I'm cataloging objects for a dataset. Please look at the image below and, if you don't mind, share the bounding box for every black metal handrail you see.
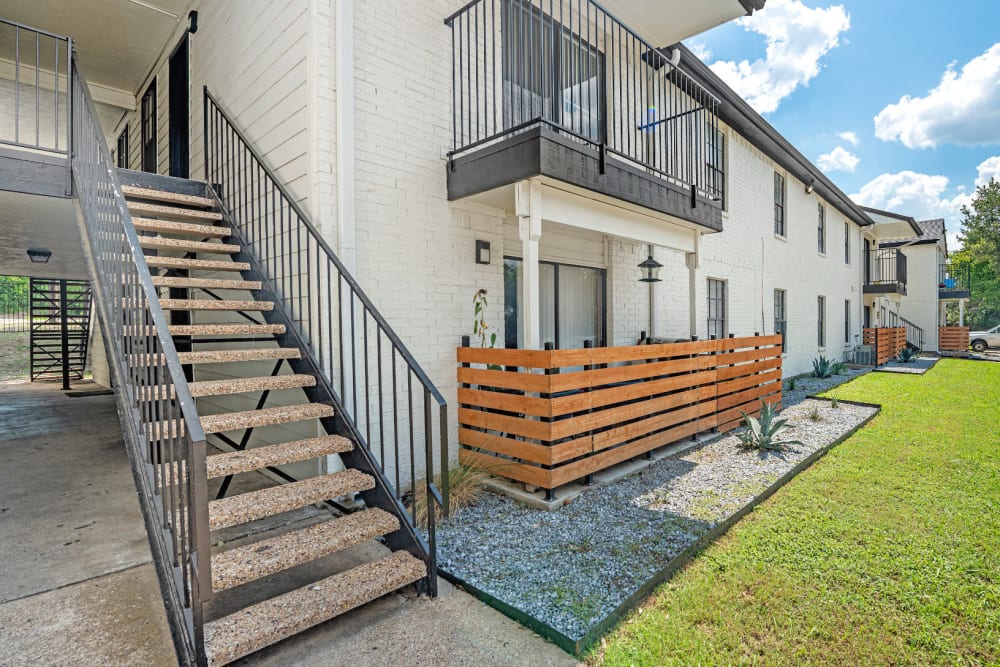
[865,247,907,290]
[445,0,723,201]
[939,262,971,294]
[900,315,923,350]
[72,56,211,665]
[203,90,449,545]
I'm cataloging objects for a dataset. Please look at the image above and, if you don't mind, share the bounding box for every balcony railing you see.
[444,0,723,201]
[864,248,907,295]
[939,262,971,298]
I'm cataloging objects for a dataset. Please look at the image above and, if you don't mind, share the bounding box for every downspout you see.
[336,0,356,272]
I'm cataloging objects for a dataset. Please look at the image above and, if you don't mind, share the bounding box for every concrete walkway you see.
[0,380,577,666]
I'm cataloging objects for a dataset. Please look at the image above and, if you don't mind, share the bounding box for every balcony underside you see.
[447,126,723,233]
[863,283,907,296]
[939,288,971,300]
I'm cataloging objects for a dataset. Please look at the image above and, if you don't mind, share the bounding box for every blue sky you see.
[686,0,1000,247]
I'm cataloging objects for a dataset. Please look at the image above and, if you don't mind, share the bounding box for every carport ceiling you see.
[0,191,87,280]
[0,0,186,94]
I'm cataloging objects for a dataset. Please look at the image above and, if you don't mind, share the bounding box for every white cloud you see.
[975,155,1000,186]
[851,171,970,248]
[817,145,859,172]
[706,0,850,114]
[838,131,859,146]
[874,43,1000,149]
[688,41,713,62]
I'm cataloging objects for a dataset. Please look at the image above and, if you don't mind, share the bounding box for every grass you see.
[0,331,29,381]
[592,359,1000,666]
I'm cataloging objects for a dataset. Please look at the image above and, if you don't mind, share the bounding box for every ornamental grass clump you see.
[736,401,804,452]
[812,355,835,378]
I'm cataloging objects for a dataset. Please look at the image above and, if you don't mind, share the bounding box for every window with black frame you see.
[707,278,727,339]
[502,2,605,143]
[774,172,786,236]
[706,126,725,206]
[817,203,826,254]
[844,299,851,344]
[818,295,826,347]
[774,288,787,349]
[116,126,129,169]
[844,221,850,264]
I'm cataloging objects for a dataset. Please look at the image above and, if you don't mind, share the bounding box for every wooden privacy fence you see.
[863,327,906,365]
[457,335,783,492]
[938,326,970,352]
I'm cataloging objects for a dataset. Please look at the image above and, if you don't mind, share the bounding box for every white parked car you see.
[970,325,1000,352]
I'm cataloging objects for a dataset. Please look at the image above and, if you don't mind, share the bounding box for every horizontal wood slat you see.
[863,327,906,365]
[938,326,970,351]
[458,335,783,490]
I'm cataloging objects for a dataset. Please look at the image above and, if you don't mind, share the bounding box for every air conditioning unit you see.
[853,345,874,366]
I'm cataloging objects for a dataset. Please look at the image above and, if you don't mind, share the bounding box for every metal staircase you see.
[69,41,448,666]
[28,278,92,385]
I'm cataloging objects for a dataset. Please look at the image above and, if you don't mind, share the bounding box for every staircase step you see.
[204,551,425,665]
[145,256,250,272]
[208,469,375,531]
[189,373,312,398]
[211,508,398,592]
[151,276,262,291]
[138,236,240,255]
[200,403,334,434]
[167,323,284,337]
[206,435,353,478]
[159,298,273,311]
[122,185,215,208]
[133,217,230,238]
[128,201,223,222]
[177,348,301,365]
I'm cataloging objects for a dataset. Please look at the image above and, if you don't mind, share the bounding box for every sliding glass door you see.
[503,258,606,349]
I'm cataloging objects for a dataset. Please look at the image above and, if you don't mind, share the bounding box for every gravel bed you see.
[876,356,939,374]
[437,398,877,640]
[781,366,869,407]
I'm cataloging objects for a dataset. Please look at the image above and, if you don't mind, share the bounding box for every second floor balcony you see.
[444,0,725,232]
[939,263,971,299]
[864,247,907,295]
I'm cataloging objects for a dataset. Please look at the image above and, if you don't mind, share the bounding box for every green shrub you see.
[812,356,835,378]
[833,361,848,375]
[736,401,804,451]
[787,378,797,391]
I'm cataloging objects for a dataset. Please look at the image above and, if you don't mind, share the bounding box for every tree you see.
[953,178,1000,329]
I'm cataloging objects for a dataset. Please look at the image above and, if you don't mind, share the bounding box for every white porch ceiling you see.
[0,191,87,280]
[600,0,753,46]
[0,0,186,97]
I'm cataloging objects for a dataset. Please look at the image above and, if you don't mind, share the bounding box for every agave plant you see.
[896,347,917,363]
[812,355,835,378]
[736,401,804,451]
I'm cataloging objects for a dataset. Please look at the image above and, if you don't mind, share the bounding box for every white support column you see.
[959,299,966,326]
[515,179,542,349]
[685,250,699,339]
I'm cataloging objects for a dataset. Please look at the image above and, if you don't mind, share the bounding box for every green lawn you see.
[593,359,1000,666]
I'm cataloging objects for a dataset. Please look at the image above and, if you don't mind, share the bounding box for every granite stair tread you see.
[208,469,375,531]
[203,550,425,666]
[132,217,230,238]
[127,200,223,222]
[210,508,399,592]
[206,434,353,478]
[121,185,215,207]
[188,373,312,397]
[159,298,273,311]
[177,348,301,365]
[144,256,250,272]
[199,402,334,434]
[151,276,262,291]
[138,236,240,254]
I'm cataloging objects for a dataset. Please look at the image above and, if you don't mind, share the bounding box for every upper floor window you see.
[116,126,129,169]
[502,2,605,143]
[706,127,726,208]
[817,295,826,348]
[817,203,826,254]
[844,221,850,264]
[774,172,786,236]
[707,278,727,340]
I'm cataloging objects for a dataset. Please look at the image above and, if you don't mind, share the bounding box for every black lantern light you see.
[27,247,52,263]
[638,254,662,283]
[475,239,491,265]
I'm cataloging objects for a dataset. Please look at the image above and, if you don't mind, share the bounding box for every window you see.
[140,80,157,173]
[774,289,787,349]
[774,172,786,236]
[844,221,850,264]
[707,279,727,339]
[817,203,826,254]
[502,2,605,143]
[880,305,887,325]
[503,258,606,349]
[817,295,826,347]
[706,127,725,207]
[844,299,851,344]
[116,126,129,169]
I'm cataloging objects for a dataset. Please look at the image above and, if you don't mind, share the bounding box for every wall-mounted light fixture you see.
[27,247,52,263]
[475,240,491,265]
[805,177,815,194]
[188,10,198,33]
[638,254,662,282]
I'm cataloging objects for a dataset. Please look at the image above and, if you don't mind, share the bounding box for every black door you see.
[168,35,190,179]
[140,81,157,173]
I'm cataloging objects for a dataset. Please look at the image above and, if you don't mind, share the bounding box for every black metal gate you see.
[29,278,93,387]
[0,276,30,333]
